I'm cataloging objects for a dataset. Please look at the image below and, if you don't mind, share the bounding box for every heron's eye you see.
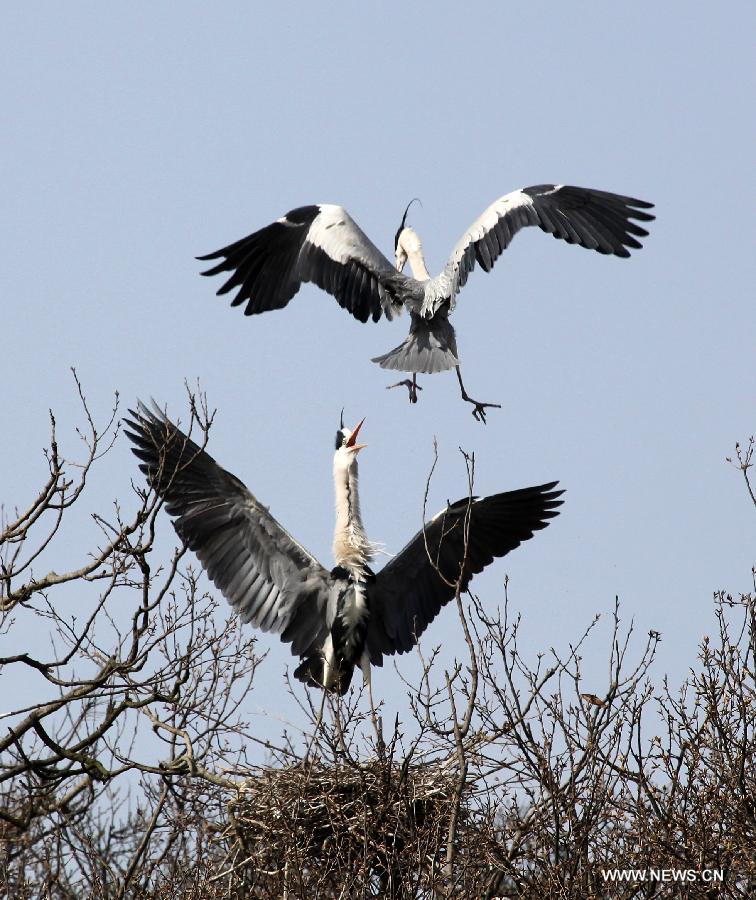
[334,430,345,450]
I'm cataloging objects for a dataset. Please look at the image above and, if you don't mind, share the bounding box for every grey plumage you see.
[198,204,405,325]
[125,402,334,662]
[440,186,654,310]
[199,185,653,375]
[125,402,564,693]
[199,186,653,420]
[371,311,459,374]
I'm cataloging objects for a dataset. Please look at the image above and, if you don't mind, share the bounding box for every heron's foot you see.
[454,367,500,423]
[461,394,501,424]
[386,378,422,404]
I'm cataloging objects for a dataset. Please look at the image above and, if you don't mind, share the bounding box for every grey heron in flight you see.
[125,404,563,697]
[199,184,654,421]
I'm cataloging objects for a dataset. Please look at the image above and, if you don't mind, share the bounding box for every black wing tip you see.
[499,481,565,516]
[533,479,565,499]
[525,183,653,202]
[197,259,230,280]
[123,402,148,431]
[123,405,165,472]
[550,186,655,255]
[566,185,655,209]
[123,400,172,443]
[449,482,565,515]
[129,397,168,421]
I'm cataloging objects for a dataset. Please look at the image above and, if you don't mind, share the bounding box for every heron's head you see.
[394,198,422,272]
[334,415,367,471]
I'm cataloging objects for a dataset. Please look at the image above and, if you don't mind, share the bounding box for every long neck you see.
[332,459,372,573]
[408,248,430,281]
[401,229,431,281]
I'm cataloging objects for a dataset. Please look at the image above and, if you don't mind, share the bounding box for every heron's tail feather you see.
[294,656,354,696]
[371,313,459,375]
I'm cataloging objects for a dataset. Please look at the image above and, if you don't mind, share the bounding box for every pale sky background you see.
[2,3,754,748]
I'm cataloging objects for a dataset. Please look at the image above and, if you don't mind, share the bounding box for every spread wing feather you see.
[199,204,405,324]
[440,185,654,305]
[367,482,564,663]
[125,402,332,658]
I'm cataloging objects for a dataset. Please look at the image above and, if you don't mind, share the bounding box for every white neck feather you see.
[399,227,431,281]
[332,456,372,573]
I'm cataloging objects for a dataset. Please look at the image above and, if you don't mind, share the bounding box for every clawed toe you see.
[455,367,500,424]
[470,401,500,423]
[465,397,501,424]
[386,377,422,404]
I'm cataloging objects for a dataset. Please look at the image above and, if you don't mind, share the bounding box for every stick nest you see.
[222,757,485,892]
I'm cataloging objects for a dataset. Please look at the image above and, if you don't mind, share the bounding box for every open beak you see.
[345,417,367,452]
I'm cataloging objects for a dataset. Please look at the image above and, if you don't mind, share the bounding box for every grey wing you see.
[440,185,655,304]
[198,204,406,324]
[367,482,564,664]
[124,402,332,659]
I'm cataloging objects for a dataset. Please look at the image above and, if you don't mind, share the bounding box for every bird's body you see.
[200,184,654,419]
[308,569,372,695]
[126,404,563,694]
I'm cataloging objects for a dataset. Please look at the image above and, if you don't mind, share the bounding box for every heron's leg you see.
[361,655,384,752]
[303,644,333,763]
[331,693,348,757]
[455,366,501,424]
[303,687,328,765]
[386,373,422,403]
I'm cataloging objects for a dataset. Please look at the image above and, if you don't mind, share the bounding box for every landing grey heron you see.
[125,404,563,696]
[199,184,654,421]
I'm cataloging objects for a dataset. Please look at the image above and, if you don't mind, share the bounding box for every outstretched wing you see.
[124,402,332,659]
[441,185,655,303]
[367,482,564,663]
[198,204,405,324]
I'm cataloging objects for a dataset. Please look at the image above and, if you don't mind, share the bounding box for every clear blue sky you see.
[2,3,754,738]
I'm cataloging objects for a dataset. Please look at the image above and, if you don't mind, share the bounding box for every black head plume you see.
[335,408,345,449]
[394,197,422,251]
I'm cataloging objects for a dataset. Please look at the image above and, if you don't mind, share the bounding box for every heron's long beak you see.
[345,417,367,452]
